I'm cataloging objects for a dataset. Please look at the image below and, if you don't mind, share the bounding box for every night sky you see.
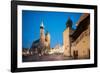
[22,10,82,49]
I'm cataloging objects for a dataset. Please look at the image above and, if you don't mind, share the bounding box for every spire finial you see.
[40,21,44,28]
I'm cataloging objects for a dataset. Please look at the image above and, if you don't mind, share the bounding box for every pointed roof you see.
[40,21,44,28]
[66,17,73,28]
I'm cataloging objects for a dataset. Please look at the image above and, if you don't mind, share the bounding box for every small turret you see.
[66,17,73,29]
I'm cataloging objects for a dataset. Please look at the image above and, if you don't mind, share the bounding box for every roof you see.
[66,17,73,28]
[76,13,90,26]
[71,13,90,42]
[33,39,40,44]
[31,39,40,49]
[40,21,44,28]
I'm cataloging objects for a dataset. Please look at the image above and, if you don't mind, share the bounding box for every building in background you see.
[63,17,74,56]
[63,13,90,59]
[31,22,51,56]
[71,13,90,59]
[23,13,90,59]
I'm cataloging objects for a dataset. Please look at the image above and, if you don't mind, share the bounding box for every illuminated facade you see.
[71,13,90,59]
[63,18,73,56]
[63,14,90,59]
[31,22,51,55]
[45,32,50,50]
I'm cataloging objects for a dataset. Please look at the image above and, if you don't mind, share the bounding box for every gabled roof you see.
[71,13,90,42]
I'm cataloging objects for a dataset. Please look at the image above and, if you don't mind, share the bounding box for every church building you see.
[31,21,51,56]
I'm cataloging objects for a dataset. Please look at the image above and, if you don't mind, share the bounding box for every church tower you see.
[40,22,45,43]
[63,17,73,56]
[45,31,50,49]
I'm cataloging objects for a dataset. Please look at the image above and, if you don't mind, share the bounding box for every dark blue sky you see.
[22,10,82,48]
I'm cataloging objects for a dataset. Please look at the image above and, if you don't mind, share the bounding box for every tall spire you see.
[40,21,44,29]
